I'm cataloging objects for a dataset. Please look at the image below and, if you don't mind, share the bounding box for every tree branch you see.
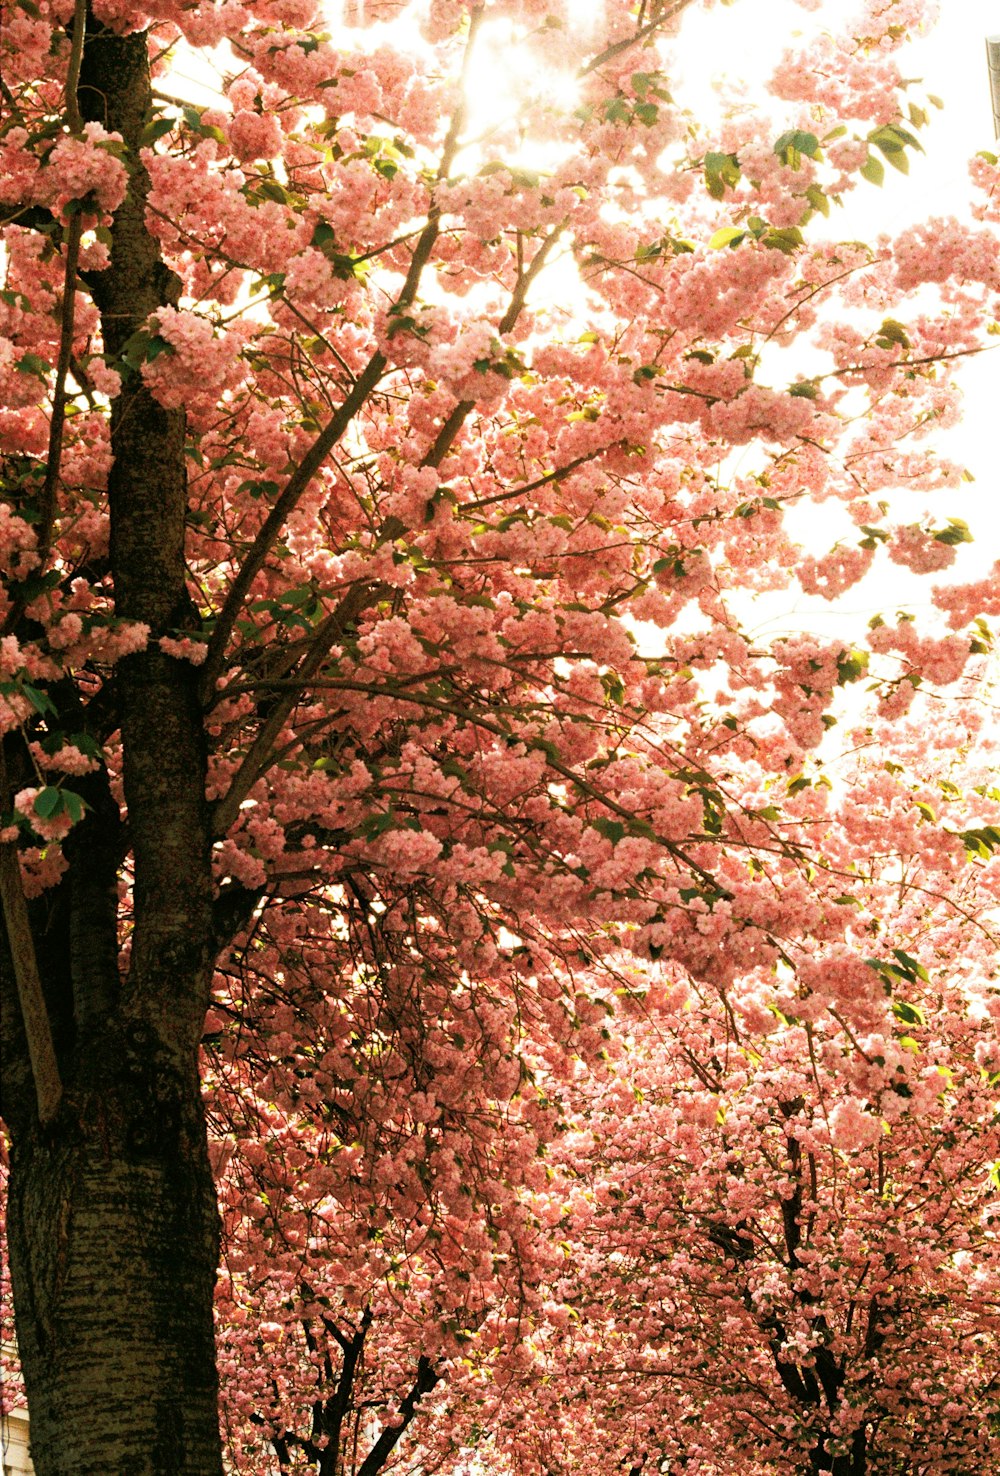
[37,212,83,559]
[578,0,696,78]
[317,1307,371,1476]
[418,223,566,474]
[198,352,389,699]
[210,580,385,837]
[0,747,62,1124]
[354,1357,438,1476]
[222,675,723,890]
[64,0,87,134]
[199,10,483,701]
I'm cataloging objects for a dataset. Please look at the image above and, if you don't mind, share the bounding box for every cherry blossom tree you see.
[1,0,998,1472]
[477,721,1000,1476]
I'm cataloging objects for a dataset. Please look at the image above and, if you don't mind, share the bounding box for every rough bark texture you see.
[5,1041,221,1475]
[0,12,223,1473]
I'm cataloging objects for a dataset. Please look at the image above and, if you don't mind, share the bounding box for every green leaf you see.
[61,789,87,824]
[181,105,227,145]
[144,335,173,364]
[773,129,820,166]
[238,478,281,501]
[836,648,869,684]
[892,948,930,983]
[15,353,50,379]
[358,811,398,840]
[20,683,56,716]
[311,221,337,249]
[762,225,804,254]
[868,124,921,174]
[703,150,741,199]
[932,517,973,547]
[120,329,173,370]
[805,182,830,217]
[592,817,626,846]
[708,226,746,250]
[33,787,62,819]
[875,318,910,349]
[956,824,1000,858]
[274,584,317,610]
[140,116,175,148]
[892,999,926,1027]
[860,153,885,186]
[253,178,293,205]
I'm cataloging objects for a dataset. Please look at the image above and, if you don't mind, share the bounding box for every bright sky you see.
[670,0,1000,644]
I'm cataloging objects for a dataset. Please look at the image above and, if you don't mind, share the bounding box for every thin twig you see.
[222,675,721,888]
[578,0,696,78]
[37,213,83,558]
[10,0,87,591]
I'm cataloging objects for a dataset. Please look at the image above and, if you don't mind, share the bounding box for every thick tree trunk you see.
[1,11,223,1472]
[5,1040,221,1475]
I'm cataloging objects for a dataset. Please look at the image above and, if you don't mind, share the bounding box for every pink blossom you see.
[227,110,284,161]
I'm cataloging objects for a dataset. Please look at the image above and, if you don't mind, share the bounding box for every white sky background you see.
[671,0,1000,644]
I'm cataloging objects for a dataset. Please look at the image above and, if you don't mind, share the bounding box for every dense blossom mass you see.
[1,0,999,1472]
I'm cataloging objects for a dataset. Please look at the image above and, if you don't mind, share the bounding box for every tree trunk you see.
[1,10,223,1472]
[5,1039,221,1475]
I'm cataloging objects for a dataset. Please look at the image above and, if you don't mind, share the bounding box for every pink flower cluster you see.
[798,542,875,600]
[141,306,247,413]
[888,523,956,574]
[868,620,970,688]
[45,124,128,220]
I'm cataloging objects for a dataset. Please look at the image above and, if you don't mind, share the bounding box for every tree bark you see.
[5,1040,221,1475]
[1,11,223,1472]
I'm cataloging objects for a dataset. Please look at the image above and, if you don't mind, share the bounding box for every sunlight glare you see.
[458,14,587,173]
[671,0,811,124]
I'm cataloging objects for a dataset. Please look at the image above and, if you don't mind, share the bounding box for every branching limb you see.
[355,1357,438,1476]
[199,10,483,700]
[416,221,567,476]
[210,581,386,837]
[198,354,389,698]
